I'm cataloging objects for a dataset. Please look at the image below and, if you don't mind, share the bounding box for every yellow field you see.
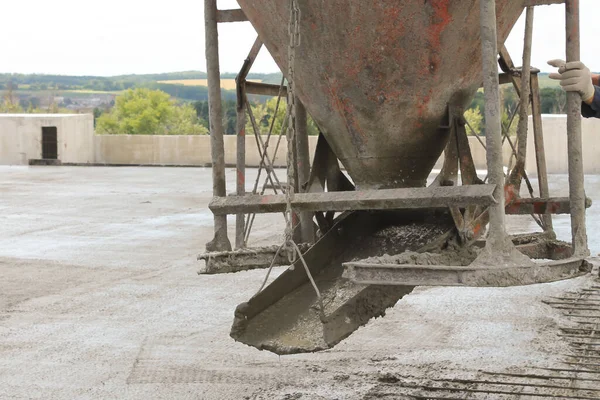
[157,79,262,90]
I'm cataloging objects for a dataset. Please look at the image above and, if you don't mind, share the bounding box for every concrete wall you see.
[0,114,94,165]
[94,134,316,167]
[526,115,600,175]
[93,115,600,175]
[2,113,600,175]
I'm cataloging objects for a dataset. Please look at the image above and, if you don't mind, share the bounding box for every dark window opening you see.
[42,127,58,160]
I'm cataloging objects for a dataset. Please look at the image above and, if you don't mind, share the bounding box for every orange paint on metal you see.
[428,0,452,52]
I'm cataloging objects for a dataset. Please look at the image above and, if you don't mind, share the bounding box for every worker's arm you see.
[548,59,600,118]
[581,86,600,118]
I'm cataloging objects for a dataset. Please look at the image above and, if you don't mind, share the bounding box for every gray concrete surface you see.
[0,166,598,399]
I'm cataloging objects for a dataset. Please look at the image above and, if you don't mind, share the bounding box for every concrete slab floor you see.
[0,166,598,399]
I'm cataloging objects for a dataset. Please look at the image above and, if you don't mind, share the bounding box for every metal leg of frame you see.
[530,73,554,233]
[205,0,231,252]
[480,0,508,250]
[295,99,315,243]
[235,90,246,249]
[565,0,588,256]
[515,7,533,174]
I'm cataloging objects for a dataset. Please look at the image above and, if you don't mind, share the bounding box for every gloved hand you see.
[548,59,595,103]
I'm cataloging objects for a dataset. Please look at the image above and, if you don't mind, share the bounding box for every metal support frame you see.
[500,10,552,233]
[294,99,315,243]
[479,0,510,252]
[204,0,231,252]
[210,185,498,215]
[514,7,534,182]
[206,4,317,250]
[202,1,590,276]
[531,73,554,232]
[235,82,247,249]
[234,37,263,249]
[565,0,589,256]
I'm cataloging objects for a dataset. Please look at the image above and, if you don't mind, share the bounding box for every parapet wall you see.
[93,115,600,175]
[2,114,599,175]
[93,134,308,167]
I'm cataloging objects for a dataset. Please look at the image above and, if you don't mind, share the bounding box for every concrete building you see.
[0,114,95,165]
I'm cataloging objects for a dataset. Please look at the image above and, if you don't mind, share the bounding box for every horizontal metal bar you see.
[216,9,247,23]
[343,258,590,287]
[525,0,565,5]
[210,185,498,215]
[245,81,288,97]
[506,197,592,215]
[198,244,310,274]
[498,73,512,85]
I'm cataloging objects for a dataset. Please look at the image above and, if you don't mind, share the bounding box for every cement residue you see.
[361,223,451,256]
[234,266,364,354]
[360,247,479,267]
[233,261,414,355]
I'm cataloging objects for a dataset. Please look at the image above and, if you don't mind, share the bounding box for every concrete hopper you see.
[237,1,525,188]
[199,1,592,355]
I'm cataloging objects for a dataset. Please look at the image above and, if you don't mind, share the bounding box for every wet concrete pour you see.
[1,166,599,399]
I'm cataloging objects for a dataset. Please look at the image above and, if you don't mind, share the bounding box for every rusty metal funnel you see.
[237,1,524,188]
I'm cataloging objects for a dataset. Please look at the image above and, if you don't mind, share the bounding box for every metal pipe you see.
[480,0,508,248]
[235,89,246,249]
[516,7,534,166]
[565,0,588,256]
[295,99,315,243]
[233,37,262,249]
[205,0,231,251]
[530,73,554,232]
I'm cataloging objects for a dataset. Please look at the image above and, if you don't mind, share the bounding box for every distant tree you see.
[0,83,23,113]
[193,100,235,132]
[501,86,518,116]
[501,107,519,136]
[246,97,319,136]
[223,100,237,135]
[464,107,483,135]
[95,88,208,135]
[540,87,566,114]
[28,97,41,109]
[469,90,485,112]
[193,100,209,125]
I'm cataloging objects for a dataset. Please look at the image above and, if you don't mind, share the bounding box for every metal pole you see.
[295,98,315,243]
[480,0,508,250]
[234,37,262,249]
[565,0,588,256]
[235,90,246,249]
[530,73,554,233]
[515,7,534,167]
[205,0,231,252]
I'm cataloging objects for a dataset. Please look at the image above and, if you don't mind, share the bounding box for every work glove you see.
[548,59,595,102]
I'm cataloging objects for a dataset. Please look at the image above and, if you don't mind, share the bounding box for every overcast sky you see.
[1,0,598,76]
